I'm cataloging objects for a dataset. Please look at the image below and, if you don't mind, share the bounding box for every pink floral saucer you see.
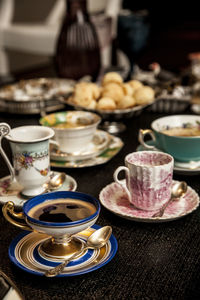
[99,180,199,222]
[0,171,77,208]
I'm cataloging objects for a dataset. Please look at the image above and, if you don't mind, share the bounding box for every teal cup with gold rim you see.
[139,115,200,162]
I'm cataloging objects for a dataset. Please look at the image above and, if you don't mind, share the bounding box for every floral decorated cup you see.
[0,123,54,197]
[139,115,200,162]
[39,111,101,153]
[2,191,101,259]
[113,151,174,211]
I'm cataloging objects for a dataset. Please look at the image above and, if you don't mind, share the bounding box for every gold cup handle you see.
[138,129,157,149]
[2,201,32,231]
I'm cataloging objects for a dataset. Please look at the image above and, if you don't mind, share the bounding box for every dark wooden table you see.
[0,98,200,300]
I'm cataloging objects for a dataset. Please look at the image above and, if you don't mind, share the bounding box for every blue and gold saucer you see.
[8,225,118,277]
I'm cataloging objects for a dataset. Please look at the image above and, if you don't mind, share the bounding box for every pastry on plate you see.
[134,86,155,105]
[102,83,124,104]
[117,95,136,109]
[102,72,123,86]
[96,97,117,110]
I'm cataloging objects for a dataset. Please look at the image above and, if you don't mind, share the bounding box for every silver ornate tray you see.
[0,78,75,115]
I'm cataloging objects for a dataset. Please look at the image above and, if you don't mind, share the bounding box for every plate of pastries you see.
[65,72,156,120]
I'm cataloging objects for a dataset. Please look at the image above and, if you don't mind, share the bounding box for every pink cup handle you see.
[113,166,131,201]
[138,129,157,150]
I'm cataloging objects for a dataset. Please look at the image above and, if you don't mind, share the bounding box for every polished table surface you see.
[1,104,200,300]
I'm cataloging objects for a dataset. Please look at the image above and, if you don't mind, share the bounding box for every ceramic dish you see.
[99,180,199,223]
[137,141,200,175]
[0,171,77,208]
[50,130,111,161]
[0,78,75,114]
[8,225,118,277]
[50,135,124,168]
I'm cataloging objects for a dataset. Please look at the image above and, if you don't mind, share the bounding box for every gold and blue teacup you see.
[2,191,100,259]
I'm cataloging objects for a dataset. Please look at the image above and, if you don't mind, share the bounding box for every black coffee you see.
[28,198,97,223]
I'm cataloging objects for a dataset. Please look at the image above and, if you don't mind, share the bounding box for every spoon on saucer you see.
[44,225,112,277]
[152,181,187,218]
[44,172,66,192]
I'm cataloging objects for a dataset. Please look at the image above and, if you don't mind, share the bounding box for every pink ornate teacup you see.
[113,151,174,211]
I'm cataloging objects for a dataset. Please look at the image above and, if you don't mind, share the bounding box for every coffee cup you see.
[139,115,200,162]
[2,191,100,259]
[39,111,101,153]
[0,123,54,197]
[113,151,174,211]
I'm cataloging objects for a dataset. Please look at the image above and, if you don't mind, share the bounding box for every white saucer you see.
[175,160,200,169]
[0,171,77,208]
[137,141,200,175]
[99,180,199,223]
[50,130,111,162]
[50,135,124,168]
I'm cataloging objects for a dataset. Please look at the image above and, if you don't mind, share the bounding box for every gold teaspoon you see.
[44,172,66,192]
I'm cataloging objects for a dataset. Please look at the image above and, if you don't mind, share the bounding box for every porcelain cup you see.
[113,151,174,211]
[0,123,54,197]
[40,111,101,153]
[2,191,100,259]
[139,115,200,162]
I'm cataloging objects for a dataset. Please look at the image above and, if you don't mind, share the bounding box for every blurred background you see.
[0,0,200,81]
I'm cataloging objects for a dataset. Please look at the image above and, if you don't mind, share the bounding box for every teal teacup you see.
[139,115,200,162]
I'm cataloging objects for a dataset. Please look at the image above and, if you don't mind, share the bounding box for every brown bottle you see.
[55,0,101,81]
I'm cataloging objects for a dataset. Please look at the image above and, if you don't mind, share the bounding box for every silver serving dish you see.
[0,78,75,115]
[148,86,191,113]
[65,99,155,133]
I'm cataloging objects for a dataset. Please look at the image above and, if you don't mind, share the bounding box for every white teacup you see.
[0,123,54,197]
[113,151,174,211]
[39,111,101,153]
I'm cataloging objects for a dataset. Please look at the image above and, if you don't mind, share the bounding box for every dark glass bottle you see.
[55,0,101,81]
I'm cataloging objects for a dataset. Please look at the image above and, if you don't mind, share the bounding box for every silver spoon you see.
[44,172,66,192]
[44,225,112,277]
[152,181,187,218]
